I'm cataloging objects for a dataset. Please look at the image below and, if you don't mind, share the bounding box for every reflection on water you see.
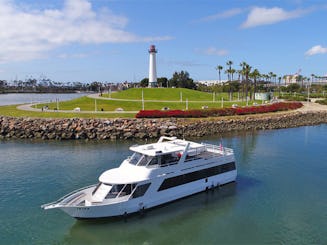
[65,183,237,245]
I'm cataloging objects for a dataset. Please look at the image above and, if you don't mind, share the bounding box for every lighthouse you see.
[148,45,157,88]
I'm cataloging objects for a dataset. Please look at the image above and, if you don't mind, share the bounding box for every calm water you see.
[0,126,326,245]
[0,93,88,106]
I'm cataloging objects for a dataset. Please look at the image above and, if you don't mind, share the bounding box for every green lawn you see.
[0,88,261,119]
[103,88,240,101]
[0,105,135,118]
[36,96,255,111]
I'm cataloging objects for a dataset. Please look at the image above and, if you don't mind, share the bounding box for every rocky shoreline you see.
[1,111,327,140]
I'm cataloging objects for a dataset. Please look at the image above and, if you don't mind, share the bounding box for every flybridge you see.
[129,137,205,156]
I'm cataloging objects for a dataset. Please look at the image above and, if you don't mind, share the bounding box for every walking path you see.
[16,103,138,114]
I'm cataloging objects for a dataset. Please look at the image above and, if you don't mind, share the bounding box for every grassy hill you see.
[103,88,234,101]
[6,88,259,118]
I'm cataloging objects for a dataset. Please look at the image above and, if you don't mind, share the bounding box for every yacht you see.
[41,136,237,219]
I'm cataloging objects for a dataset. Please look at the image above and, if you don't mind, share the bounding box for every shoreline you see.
[1,109,327,140]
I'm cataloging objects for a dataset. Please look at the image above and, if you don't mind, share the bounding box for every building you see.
[197,80,227,86]
[283,74,298,85]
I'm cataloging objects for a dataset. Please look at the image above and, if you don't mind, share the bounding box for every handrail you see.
[41,184,97,208]
[201,143,234,155]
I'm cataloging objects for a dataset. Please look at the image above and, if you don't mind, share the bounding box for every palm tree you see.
[239,62,248,101]
[311,74,315,84]
[226,60,233,81]
[241,62,252,104]
[215,65,223,83]
[283,75,288,86]
[250,69,260,100]
[230,69,236,81]
[278,76,282,97]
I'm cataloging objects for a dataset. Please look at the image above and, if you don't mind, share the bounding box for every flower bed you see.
[135,102,303,118]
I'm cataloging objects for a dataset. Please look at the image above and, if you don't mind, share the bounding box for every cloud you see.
[241,7,308,28]
[199,8,243,22]
[196,47,228,56]
[305,45,327,56]
[58,53,88,59]
[161,59,206,67]
[0,0,172,63]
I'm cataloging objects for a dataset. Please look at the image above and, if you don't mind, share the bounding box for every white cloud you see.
[197,47,228,56]
[305,45,327,56]
[199,8,243,22]
[58,53,88,59]
[0,0,172,63]
[241,7,307,28]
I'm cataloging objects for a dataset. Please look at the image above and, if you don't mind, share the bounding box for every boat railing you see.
[41,184,96,208]
[201,143,234,156]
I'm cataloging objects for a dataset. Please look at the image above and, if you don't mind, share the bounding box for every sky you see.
[0,0,327,83]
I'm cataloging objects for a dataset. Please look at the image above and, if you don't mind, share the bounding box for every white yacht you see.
[42,137,237,219]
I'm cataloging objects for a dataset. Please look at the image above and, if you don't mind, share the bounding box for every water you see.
[0,126,326,245]
[0,93,88,106]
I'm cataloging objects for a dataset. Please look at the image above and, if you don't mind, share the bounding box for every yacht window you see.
[118,184,136,197]
[158,162,236,191]
[132,183,151,198]
[130,152,142,165]
[105,184,124,199]
[137,155,152,166]
[92,182,111,195]
[161,154,178,166]
[147,156,159,167]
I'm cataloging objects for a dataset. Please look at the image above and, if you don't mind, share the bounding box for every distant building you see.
[283,74,298,85]
[284,74,327,86]
[312,76,327,85]
[197,80,227,86]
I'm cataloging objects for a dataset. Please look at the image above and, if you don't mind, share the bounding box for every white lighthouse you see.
[148,45,157,88]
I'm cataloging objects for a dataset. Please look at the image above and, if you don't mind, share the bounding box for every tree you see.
[287,83,300,93]
[250,69,260,100]
[169,71,196,89]
[230,69,236,81]
[240,62,252,102]
[215,65,223,82]
[278,76,282,97]
[89,81,102,92]
[157,77,168,87]
[0,80,7,88]
[226,60,233,81]
[139,78,149,87]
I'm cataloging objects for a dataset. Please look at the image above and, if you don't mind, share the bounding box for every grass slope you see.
[36,96,244,112]
[0,105,135,118]
[0,88,258,118]
[103,88,236,101]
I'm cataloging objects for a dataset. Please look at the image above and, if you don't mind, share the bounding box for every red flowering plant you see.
[135,102,303,118]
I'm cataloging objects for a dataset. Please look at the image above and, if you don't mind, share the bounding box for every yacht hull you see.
[59,170,237,219]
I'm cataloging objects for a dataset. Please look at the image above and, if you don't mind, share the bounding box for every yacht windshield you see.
[137,155,153,166]
[130,152,142,165]
[129,152,153,166]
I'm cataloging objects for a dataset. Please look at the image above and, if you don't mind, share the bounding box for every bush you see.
[316,99,327,105]
[135,102,303,118]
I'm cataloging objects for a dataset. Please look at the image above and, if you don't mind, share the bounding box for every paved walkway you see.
[297,101,327,112]
[16,103,138,114]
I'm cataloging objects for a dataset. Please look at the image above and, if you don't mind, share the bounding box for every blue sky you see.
[0,0,326,83]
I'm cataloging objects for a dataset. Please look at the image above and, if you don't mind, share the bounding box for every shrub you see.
[135,102,303,118]
[316,99,327,105]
